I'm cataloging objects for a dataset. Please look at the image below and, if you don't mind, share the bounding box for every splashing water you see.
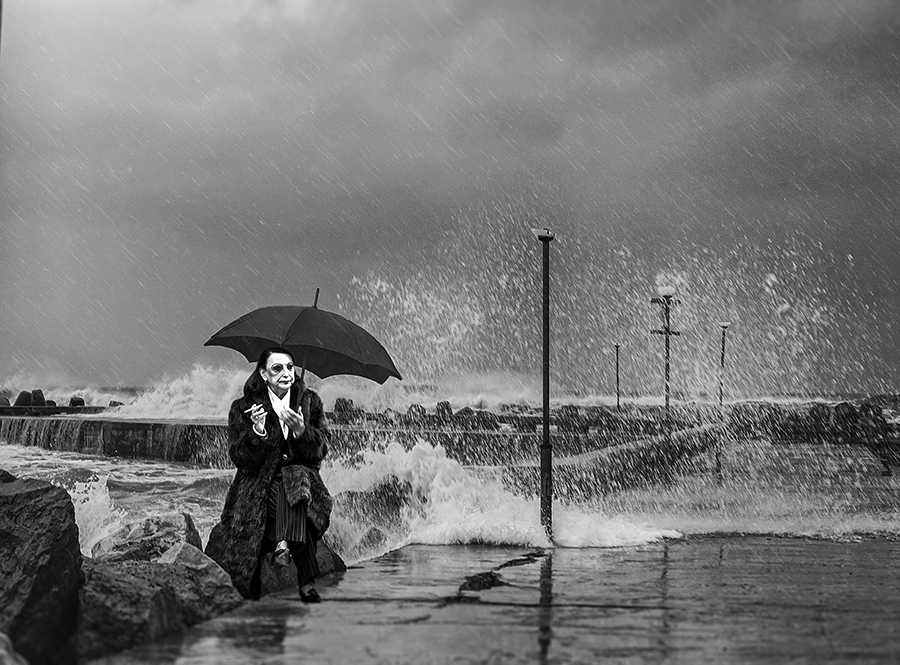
[108,364,247,421]
[3,405,898,571]
[335,201,894,399]
[66,474,127,556]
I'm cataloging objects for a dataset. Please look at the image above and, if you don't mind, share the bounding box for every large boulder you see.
[74,546,243,661]
[0,633,29,665]
[91,512,202,562]
[0,470,84,665]
[155,543,244,621]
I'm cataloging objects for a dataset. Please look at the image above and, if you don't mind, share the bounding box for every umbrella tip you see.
[314,287,320,308]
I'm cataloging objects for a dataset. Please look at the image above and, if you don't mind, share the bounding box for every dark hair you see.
[242,347,298,398]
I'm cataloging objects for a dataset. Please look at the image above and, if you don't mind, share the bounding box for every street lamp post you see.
[718,322,731,414]
[651,285,680,423]
[715,321,731,483]
[532,227,555,543]
[614,343,621,411]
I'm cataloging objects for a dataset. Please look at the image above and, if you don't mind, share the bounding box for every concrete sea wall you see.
[1,399,896,492]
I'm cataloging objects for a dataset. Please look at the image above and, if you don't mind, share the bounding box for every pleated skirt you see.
[267,477,307,543]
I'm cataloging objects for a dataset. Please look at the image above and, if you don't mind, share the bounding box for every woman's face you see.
[259,352,295,397]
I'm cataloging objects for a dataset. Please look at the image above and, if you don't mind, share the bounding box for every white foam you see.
[62,474,127,557]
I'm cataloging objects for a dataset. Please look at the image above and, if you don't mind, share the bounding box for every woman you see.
[215,347,331,603]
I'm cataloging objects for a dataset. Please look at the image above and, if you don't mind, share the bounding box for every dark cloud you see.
[1,0,898,394]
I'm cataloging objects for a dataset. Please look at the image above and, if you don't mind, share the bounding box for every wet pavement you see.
[89,536,900,664]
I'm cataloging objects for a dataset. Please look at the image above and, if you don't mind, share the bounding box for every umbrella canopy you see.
[204,304,402,384]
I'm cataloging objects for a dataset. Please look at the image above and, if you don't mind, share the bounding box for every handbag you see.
[282,464,311,507]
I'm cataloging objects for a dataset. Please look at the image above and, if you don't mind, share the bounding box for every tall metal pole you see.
[651,286,680,426]
[614,343,621,411]
[532,227,555,543]
[664,298,671,413]
[718,323,730,412]
[716,322,731,483]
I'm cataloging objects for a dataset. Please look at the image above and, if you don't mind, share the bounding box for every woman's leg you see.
[288,519,320,591]
[249,536,276,599]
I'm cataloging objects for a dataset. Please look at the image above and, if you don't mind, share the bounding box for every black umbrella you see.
[204,290,402,384]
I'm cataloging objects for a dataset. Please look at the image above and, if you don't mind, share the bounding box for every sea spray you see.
[0,368,141,408]
[598,438,900,538]
[108,364,246,421]
[44,469,127,557]
[323,438,682,559]
[67,474,127,556]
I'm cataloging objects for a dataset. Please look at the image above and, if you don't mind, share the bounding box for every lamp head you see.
[531,227,555,242]
[656,284,676,298]
[718,321,732,330]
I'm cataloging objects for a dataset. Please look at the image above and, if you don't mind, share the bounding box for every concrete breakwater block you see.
[0,388,122,416]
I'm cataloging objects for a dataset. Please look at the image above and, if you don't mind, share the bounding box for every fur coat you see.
[213,381,330,599]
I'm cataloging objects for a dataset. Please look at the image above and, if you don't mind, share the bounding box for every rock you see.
[0,470,84,665]
[203,521,226,567]
[453,406,500,430]
[332,397,362,424]
[333,476,413,533]
[406,404,426,419]
[108,400,124,408]
[328,477,412,562]
[858,403,889,436]
[556,405,589,434]
[74,559,180,659]
[316,540,348,576]
[357,526,388,552]
[435,401,453,422]
[68,396,85,408]
[12,391,31,407]
[74,552,240,661]
[30,390,46,407]
[258,540,348,596]
[832,402,859,441]
[45,400,57,407]
[0,633,29,665]
[205,524,346,597]
[0,397,10,407]
[155,543,244,619]
[92,513,203,562]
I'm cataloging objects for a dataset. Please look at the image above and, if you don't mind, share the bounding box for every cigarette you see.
[243,406,257,413]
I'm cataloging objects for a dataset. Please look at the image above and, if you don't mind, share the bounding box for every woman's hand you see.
[244,404,267,437]
[281,407,306,438]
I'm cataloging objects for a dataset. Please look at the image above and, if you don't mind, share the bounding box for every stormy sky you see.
[1,0,898,398]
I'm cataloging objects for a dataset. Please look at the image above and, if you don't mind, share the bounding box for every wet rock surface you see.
[204,523,347,597]
[0,470,83,665]
[91,512,203,562]
[75,546,244,661]
[0,633,29,665]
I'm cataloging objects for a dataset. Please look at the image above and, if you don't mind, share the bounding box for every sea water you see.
[2,414,897,565]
